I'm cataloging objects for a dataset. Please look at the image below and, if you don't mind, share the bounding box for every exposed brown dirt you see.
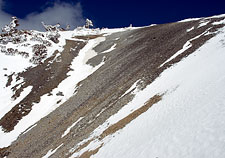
[100,94,162,140]
[79,144,103,158]
[73,139,94,154]
[0,147,10,158]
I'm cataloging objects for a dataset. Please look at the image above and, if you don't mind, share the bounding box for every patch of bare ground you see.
[0,147,10,158]
[5,72,14,87]
[99,94,162,140]
[73,139,94,153]
[0,40,86,132]
[79,144,103,158]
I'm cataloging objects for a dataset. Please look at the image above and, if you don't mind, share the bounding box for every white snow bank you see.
[213,18,225,25]
[42,143,63,158]
[178,17,200,23]
[179,13,225,23]
[160,40,192,67]
[198,20,209,28]
[186,26,194,32]
[61,117,83,138]
[101,43,117,54]
[205,14,225,19]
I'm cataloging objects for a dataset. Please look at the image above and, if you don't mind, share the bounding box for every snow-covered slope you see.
[0,14,225,158]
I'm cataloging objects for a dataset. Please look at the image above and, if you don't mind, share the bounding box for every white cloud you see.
[0,0,11,28]
[0,0,85,31]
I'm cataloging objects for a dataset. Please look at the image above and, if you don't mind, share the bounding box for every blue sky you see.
[0,0,225,30]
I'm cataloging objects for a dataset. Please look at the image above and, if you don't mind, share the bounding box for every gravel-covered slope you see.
[1,15,225,158]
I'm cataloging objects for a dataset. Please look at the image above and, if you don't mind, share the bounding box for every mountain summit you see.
[1,14,225,158]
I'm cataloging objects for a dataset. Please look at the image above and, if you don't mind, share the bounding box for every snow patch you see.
[42,143,63,158]
[186,26,194,32]
[160,41,192,67]
[119,79,141,99]
[198,20,210,28]
[101,43,117,54]
[61,117,83,138]
[178,17,200,23]
[205,14,225,19]
[22,124,37,135]
[213,19,225,25]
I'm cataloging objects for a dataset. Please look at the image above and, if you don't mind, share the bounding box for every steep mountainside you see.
[0,14,225,158]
